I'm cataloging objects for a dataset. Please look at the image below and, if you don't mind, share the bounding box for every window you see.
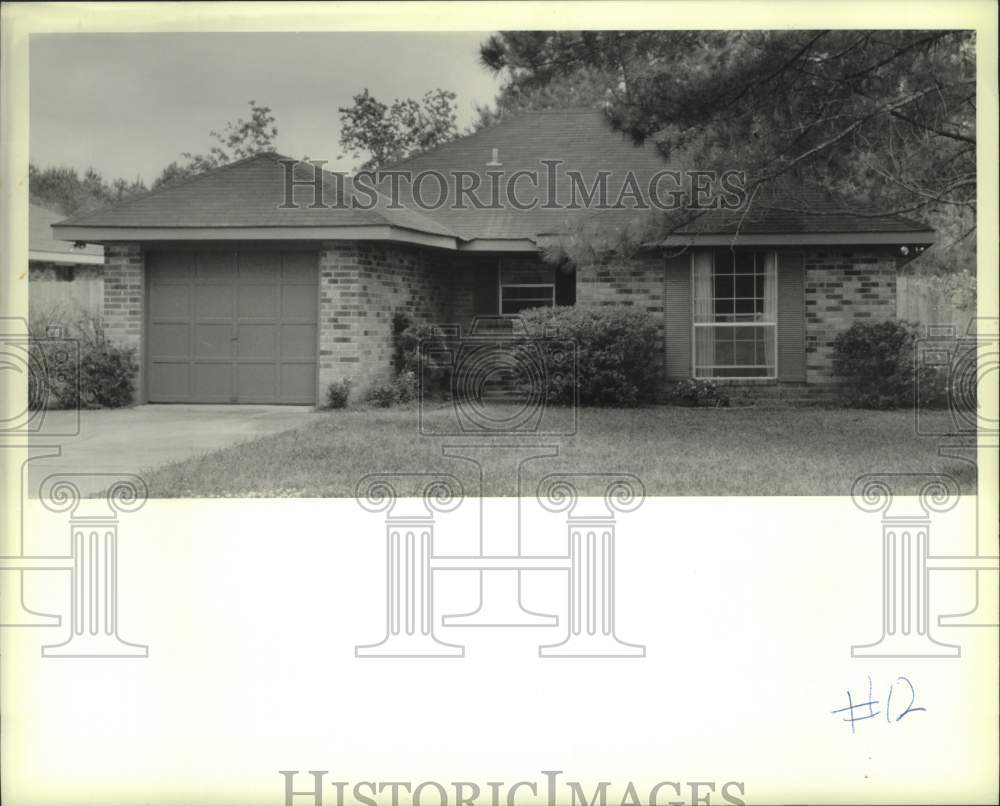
[693,250,777,379]
[499,257,555,315]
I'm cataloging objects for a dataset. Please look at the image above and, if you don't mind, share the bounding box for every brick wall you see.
[803,247,898,386]
[575,253,666,348]
[575,255,665,314]
[94,240,901,408]
[318,241,459,400]
[576,247,899,398]
[102,244,145,398]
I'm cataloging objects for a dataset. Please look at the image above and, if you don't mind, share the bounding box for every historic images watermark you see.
[353,317,646,658]
[0,316,80,438]
[850,317,999,658]
[278,770,748,806]
[0,316,149,658]
[278,158,748,213]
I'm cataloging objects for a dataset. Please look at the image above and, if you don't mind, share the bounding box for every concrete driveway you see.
[27,404,319,495]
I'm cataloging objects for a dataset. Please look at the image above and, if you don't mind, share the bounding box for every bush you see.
[396,319,452,400]
[367,381,399,408]
[80,346,137,408]
[520,305,663,406]
[665,378,731,407]
[27,310,137,409]
[325,379,352,409]
[832,320,947,410]
[394,370,418,403]
[366,371,419,408]
[27,340,77,410]
[391,310,413,374]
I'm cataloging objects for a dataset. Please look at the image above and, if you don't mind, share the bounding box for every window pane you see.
[711,366,771,378]
[713,250,735,273]
[714,298,735,318]
[734,275,755,297]
[500,263,554,285]
[733,339,755,365]
[714,275,734,298]
[503,286,551,301]
[734,252,756,274]
[500,255,555,317]
[693,323,776,378]
[502,298,551,315]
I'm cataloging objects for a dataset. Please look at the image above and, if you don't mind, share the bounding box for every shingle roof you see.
[57,152,457,238]
[55,109,932,246]
[385,108,676,240]
[386,109,930,239]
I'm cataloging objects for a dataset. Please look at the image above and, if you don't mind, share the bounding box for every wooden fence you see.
[896,274,976,336]
[29,274,103,319]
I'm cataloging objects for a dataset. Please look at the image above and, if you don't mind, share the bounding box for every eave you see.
[649,231,936,247]
[29,249,104,265]
[52,224,459,251]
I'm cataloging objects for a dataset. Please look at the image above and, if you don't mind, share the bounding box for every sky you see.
[29,32,503,184]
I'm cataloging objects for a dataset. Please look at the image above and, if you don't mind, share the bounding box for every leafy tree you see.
[338,88,459,170]
[31,100,279,213]
[29,165,147,216]
[152,100,278,189]
[479,31,976,267]
[471,64,612,130]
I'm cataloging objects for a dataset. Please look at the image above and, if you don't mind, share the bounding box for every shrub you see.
[394,369,418,403]
[325,379,352,409]
[375,311,450,407]
[391,310,413,375]
[519,305,663,406]
[665,378,731,407]
[832,320,948,410]
[27,310,137,409]
[80,346,137,408]
[396,320,452,400]
[365,371,419,408]
[27,340,78,410]
[367,381,399,408]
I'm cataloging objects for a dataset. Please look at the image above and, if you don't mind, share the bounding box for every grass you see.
[142,404,977,498]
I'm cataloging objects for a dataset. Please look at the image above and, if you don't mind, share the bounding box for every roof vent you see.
[486,147,502,167]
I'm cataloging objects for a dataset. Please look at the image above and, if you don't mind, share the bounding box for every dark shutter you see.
[554,265,576,306]
[473,257,499,316]
[664,253,692,380]
[777,251,806,381]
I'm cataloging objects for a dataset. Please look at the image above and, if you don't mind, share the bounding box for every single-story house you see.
[52,109,934,405]
[30,203,105,318]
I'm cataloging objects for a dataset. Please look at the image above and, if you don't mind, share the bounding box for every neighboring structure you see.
[29,203,105,318]
[52,109,934,405]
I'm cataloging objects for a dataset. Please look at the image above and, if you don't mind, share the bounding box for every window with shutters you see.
[499,257,555,315]
[692,250,777,379]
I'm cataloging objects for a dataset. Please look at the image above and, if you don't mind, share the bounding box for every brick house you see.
[51,109,933,405]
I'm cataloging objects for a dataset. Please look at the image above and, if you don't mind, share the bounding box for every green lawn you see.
[142,405,977,498]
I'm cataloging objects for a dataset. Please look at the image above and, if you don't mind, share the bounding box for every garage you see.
[146,249,318,404]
